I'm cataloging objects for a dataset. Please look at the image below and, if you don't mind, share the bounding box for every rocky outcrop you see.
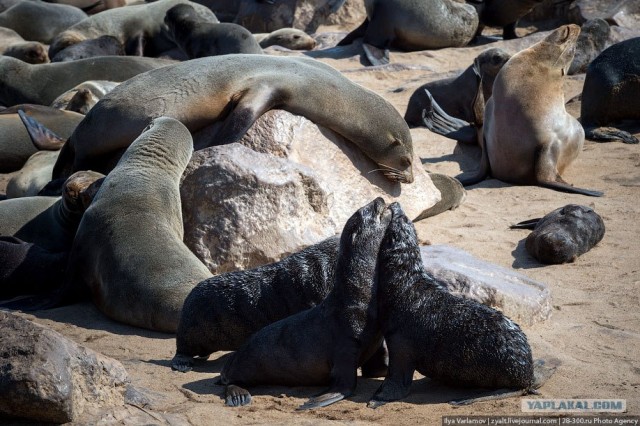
[181,110,440,274]
[0,312,129,423]
[421,245,552,326]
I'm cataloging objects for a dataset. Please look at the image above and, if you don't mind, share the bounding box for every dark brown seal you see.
[368,202,553,407]
[51,35,125,62]
[512,204,605,265]
[472,0,543,40]
[580,37,640,145]
[220,198,391,409]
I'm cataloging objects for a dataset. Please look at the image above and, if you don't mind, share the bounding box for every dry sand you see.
[1,27,639,425]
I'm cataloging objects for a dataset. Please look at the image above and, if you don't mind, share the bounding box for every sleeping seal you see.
[368,202,553,407]
[254,28,316,50]
[220,198,391,409]
[512,204,605,265]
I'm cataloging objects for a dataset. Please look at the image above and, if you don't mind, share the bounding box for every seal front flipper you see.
[584,126,639,144]
[18,110,67,151]
[298,349,358,410]
[362,43,389,66]
[225,384,252,407]
[367,359,414,409]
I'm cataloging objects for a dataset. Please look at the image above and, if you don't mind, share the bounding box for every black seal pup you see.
[165,4,263,58]
[580,37,640,145]
[171,236,339,372]
[220,198,391,409]
[368,202,552,407]
[511,204,605,265]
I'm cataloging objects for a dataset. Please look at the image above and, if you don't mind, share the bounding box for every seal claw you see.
[225,385,252,407]
[297,392,346,410]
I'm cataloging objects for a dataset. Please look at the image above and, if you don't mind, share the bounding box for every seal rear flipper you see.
[362,43,389,66]
[449,388,527,406]
[421,90,478,145]
[171,353,195,372]
[584,126,639,144]
[297,392,346,410]
[337,19,369,46]
[538,180,604,197]
[455,139,490,186]
[510,218,542,229]
[18,110,66,151]
[225,384,252,407]
[367,353,415,409]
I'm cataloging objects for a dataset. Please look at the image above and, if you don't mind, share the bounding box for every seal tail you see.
[538,180,603,197]
[17,110,66,151]
[584,126,639,144]
[421,89,478,144]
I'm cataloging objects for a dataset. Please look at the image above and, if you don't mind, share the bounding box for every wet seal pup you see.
[472,0,543,40]
[51,80,119,115]
[0,1,87,44]
[404,47,511,139]
[40,55,413,184]
[427,25,603,196]
[0,27,49,64]
[48,0,218,58]
[172,236,339,372]
[511,204,605,265]
[580,37,640,145]
[0,236,67,301]
[51,35,125,63]
[0,170,104,253]
[337,0,478,65]
[165,4,262,58]
[254,28,316,50]
[220,198,391,409]
[0,105,83,173]
[0,56,173,106]
[61,117,212,332]
[568,19,610,75]
[368,202,556,408]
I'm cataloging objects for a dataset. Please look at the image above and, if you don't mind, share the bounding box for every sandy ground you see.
[2,27,640,425]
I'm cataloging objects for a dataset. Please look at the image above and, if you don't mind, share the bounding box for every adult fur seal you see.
[51,35,125,62]
[48,0,218,58]
[404,47,511,138]
[61,117,212,332]
[0,1,87,44]
[0,105,83,172]
[368,202,553,407]
[580,37,640,145]
[428,25,603,197]
[254,28,316,50]
[472,0,543,40]
[337,0,478,65]
[165,4,262,58]
[172,236,339,372]
[220,198,391,409]
[0,27,49,64]
[44,55,413,184]
[0,170,104,253]
[0,236,67,300]
[511,204,605,265]
[0,56,173,106]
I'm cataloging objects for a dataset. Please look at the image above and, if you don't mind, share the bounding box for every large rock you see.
[568,0,640,29]
[181,110,439,274]
[420,245,552,326]
[0,312,129,423]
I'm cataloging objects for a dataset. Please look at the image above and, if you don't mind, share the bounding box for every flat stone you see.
[421,245,552,326]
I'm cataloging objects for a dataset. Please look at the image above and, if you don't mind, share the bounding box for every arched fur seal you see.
[46,55,413,184]
[61,117,212,332]
[512,204,605,265]
[172,236,339,372]
[220,198,390,409]
[0,0,87,44]
[568,19,610,75]
[0,170,104,253]
[254,28,316,50]
[580,37,640,145]
[0,105,83,172]
[50,80,119,114]
[48,0,218,58]
[472,0,543,40]
[51,35,125,63]
[6,150,59,198]
[0,27,49,64]
[165,4,262,58]
[0,236,67,301]
[439,25,604,197]
[404,47,511,139]
[368,202,553,407]
[337,0,478,65]
[0,56,173,106]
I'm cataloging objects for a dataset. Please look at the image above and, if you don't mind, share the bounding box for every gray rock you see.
[568,0,640,29]
[181,110,440,274]
[0,312,129,423]
[421,245,552,326]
